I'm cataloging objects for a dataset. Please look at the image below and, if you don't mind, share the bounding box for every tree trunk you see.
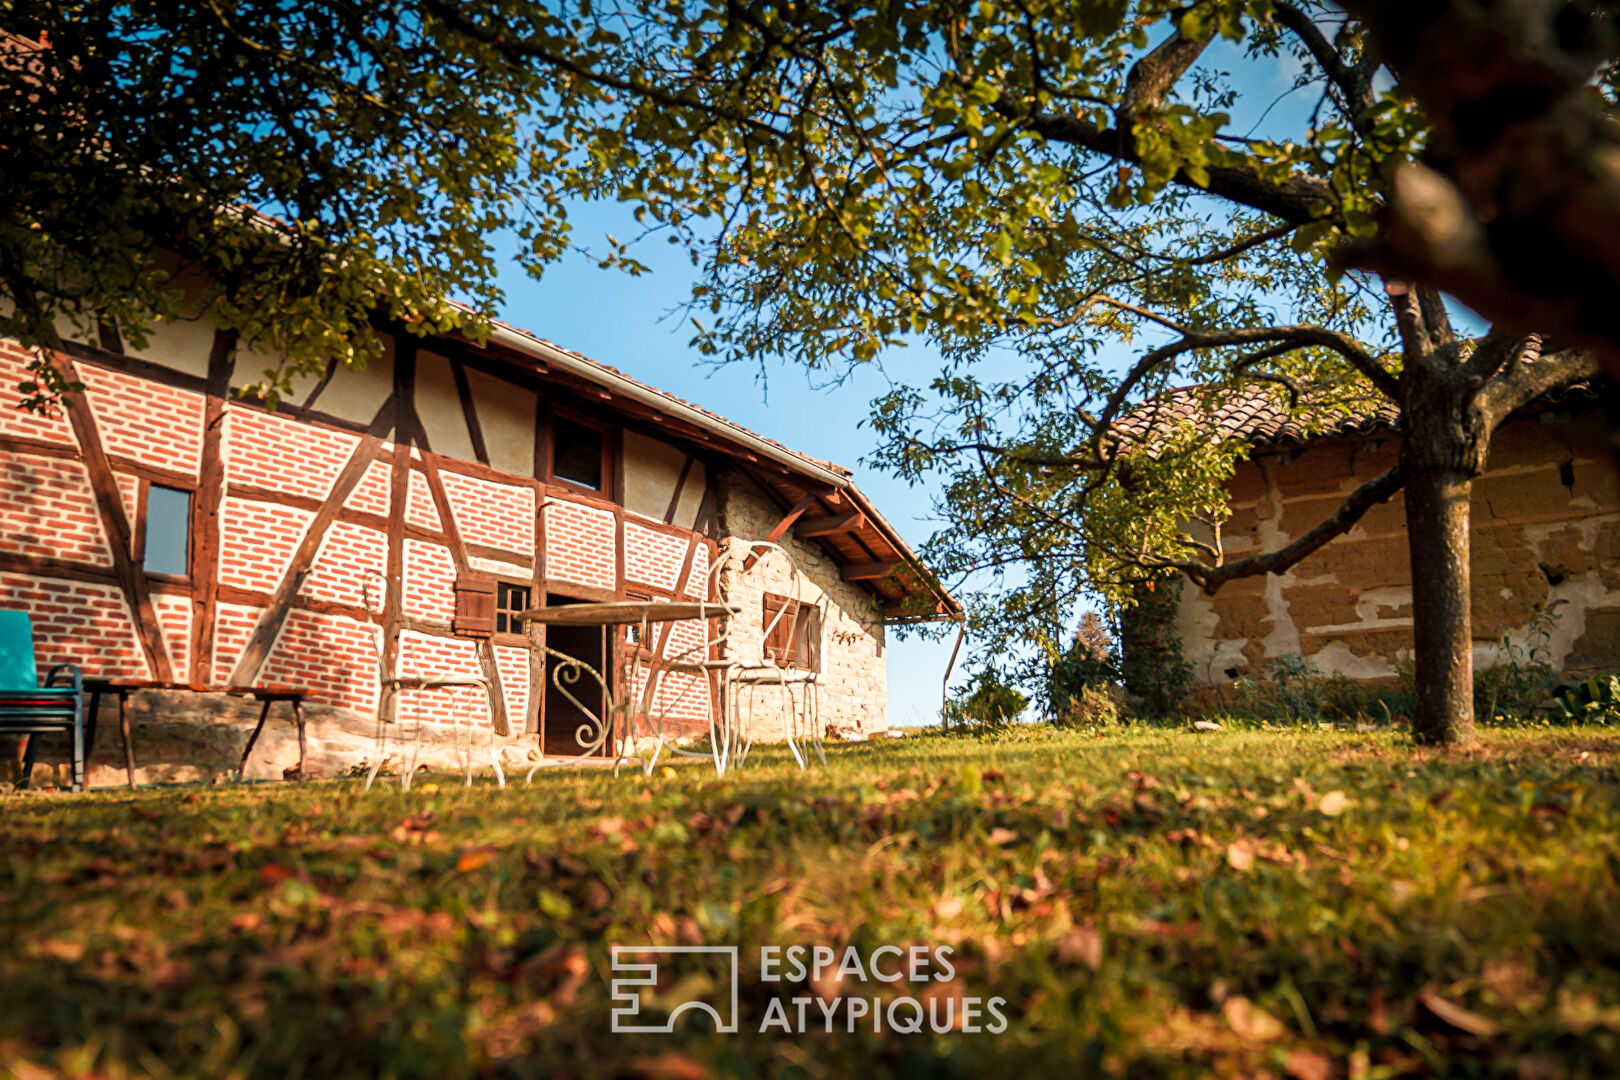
[1397,318,1487,747]
[1403,466,1475,745]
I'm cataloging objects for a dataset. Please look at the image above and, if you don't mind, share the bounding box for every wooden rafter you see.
[379,343,416,724]
[795,511,865,538]
[49,353,174,682]
[840,561,899,582]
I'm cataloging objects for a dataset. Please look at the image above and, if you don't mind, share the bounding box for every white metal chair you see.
[683,538,827,772]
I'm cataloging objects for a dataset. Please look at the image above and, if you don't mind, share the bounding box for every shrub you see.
[1475,610,1561,723]
[1053,683,1121,728]
[943,668,1030,730]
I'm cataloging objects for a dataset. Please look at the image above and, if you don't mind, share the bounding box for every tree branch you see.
[1272,2,1376,128]
[1335,0,1620,382]
[1478,346,1602,425]
[1155,465,1406,592]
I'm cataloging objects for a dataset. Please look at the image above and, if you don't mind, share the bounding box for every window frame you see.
[545,409,612,496]
[493,580,534,644]
[136,479,193,583]
[623,592,658,658]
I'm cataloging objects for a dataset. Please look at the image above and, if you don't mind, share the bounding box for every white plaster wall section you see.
[622,431,707,530]
[1523,518,1620,670]
[1308,640,1399,680]
[464,366,537,477]
[316,337,396,426]
[1173,575,1247,682]
[1256,457,1303,660]
[1348,585,1414,631]
[122,313,216,378]
[413,351,480,463]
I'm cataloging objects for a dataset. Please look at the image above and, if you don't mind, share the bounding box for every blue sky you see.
[484,33,1346,726]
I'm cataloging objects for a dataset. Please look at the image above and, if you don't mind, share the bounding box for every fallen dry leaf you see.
[1226,841,1255,871]
[456,846,497,873]
[1317,790,1351,816]
[626,1052,710,1080]
[1223,996,1286,1042]
[1057,927,1103,972]
[1286,1048,1333,1080]
[987,827,1019,846]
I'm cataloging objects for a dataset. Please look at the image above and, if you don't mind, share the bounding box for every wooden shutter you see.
[763,594,799,666]
[453,574,497,638]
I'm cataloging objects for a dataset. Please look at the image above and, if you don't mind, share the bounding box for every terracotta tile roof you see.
[1113,379,1604,455]
[1110,383,1398,452]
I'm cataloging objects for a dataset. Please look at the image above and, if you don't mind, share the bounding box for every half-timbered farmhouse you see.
[0,311,956,784]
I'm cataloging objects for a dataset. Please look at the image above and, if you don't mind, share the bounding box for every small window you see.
[624,593,656,653]
[141,484,191,577]
[552,417,603,490]
[762,593,821,671]
[496,582,531,636]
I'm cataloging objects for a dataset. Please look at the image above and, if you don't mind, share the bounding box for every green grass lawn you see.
[3,725,1619,1079]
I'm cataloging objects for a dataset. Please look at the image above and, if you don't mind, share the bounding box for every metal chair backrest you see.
[0,609,39,692]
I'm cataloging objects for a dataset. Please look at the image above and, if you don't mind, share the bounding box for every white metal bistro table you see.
[517,600,741,776]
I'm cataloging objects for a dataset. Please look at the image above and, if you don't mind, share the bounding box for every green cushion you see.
[0,609,40,692]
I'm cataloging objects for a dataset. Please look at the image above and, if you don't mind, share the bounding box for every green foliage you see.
[1555,674,1620,725]
[1232,653,1406,725]
[1,2,581,400]
[943,667,1030,730]
[1116,577,1192,715]
[1052,682,1122,729]
[3,727,1620,1077]
[1476,610,1563,723]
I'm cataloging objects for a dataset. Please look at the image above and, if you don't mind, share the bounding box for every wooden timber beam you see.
[228,395,398,687]
[763,495,816,546]
[840,560,900,582]
[416,443,512,737]
[49,353,174,682]
[189,329,237,685]
[795,511,865,538]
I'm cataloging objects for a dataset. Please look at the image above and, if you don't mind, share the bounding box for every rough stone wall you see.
[716,470,887,739]
[1176,412,1620,684]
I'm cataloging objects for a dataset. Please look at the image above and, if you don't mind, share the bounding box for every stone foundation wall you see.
[1176,412,1620,685]
[1,691,539,790]
[716,471,887,739]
